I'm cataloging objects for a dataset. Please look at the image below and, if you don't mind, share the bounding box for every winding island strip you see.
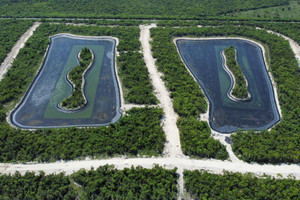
[59,47,94,111]
[223,46,250,101]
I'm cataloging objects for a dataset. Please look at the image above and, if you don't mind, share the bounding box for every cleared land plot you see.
[11,34,121,128]
[176,39,280,133]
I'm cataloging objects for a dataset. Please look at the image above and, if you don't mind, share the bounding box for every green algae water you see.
[176,39,280,133]
[11,34,121,128]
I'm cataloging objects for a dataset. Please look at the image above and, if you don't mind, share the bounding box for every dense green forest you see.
[0,165,178,199]
[0,172,76,199]
[71,165,178,199]
[151,26,299,164]
[151,28,229,160]
[224,45,249,99]
[0,107,164,162]
[0,0,288,19]
[184,170,300,199]
[177,118,228,160]
[60,47,93,110]
[157,20,300,44]
[0,23,160,162]
[0,20,33,65]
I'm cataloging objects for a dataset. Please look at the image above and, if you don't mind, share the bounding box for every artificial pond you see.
[176,38,280,133]
[11,34,121,128]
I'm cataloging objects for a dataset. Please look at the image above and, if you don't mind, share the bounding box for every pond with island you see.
[11,34,121,128]
[176,38,280,133]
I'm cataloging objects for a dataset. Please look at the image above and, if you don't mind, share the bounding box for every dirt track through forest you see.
[0,22,41,81]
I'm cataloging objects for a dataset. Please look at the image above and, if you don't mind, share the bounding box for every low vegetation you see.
[224,45,249,100]
[71,165,178,199]
[184,170,300,199]
[226,0,300,21]
[0,165,178,199]
[0,19,33,65]
[0,0,288,19]
[60,47,93,110]
[151,25,299,164]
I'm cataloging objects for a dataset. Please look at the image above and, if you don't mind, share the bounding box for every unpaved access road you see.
[0,22,41,81]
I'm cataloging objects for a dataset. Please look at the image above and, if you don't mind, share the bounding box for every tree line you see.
[151,25,299,164]
[157,20,300,44]
[184,170,300,199]
[0,0,289,19]
[0,107,165,162]
[0,165,178,199]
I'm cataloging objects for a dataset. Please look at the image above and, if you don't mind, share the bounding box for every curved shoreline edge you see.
[57,49,94,112]
[9,33,122,129]
[174,37,282,134]
[221,50,251,102]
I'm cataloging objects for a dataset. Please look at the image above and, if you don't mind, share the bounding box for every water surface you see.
[11,34,121,128]
[176,39,280,133]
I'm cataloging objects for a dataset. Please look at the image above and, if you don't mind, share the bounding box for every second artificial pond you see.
[176,39,280,133]
[11,34,121,128]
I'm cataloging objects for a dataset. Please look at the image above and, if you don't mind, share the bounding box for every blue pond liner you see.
[176,39,280,133]
[10,34,122,128]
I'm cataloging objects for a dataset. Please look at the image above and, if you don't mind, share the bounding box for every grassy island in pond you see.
[224,45,249,100]
[60,47,93,111]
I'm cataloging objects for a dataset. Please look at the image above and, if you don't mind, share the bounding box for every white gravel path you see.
[0,22,41,81]
[1,157,299,179]
[139,24,184,159]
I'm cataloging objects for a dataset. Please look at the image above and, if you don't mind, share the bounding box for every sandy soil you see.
[1,157,299,179]
[0,22,41,81]
[140,24,184,158]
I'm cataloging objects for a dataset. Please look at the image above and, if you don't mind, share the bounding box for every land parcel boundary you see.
[0,23,163,163]
[151,25,299,164]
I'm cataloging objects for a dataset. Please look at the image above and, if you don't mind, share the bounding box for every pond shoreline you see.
[10,33,122,129]
[174,37,282,133]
